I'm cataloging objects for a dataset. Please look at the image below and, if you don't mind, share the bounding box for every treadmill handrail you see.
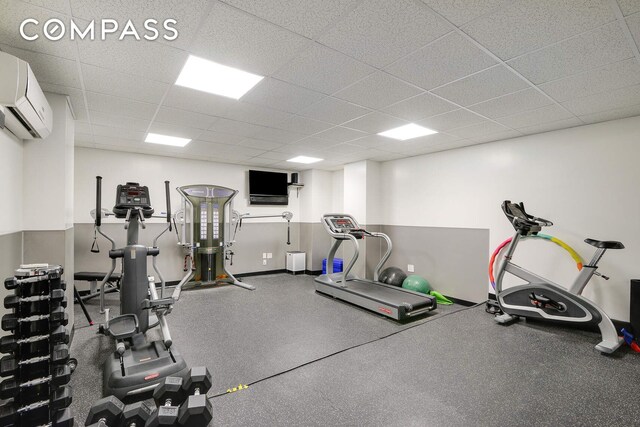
[370,231,392,281]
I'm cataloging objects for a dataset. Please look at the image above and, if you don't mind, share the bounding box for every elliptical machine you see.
[93,177,188,400]
[494,201,624,353]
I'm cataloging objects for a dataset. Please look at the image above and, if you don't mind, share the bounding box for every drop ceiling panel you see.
[298,97,371,125]
[417,109,486,131]
[333,72,423,110]
[497,104,575,129]
[40,83,88,121]
[162,86,240,117]
[468,88,553,119]
[507,22,633,84]
[432,65,529,106]
[578,103,640,124]
[88,110,150,132]
[273,43,375,95]
[468,129,522,143]
[382,92,458,121]
[190,2,309,76]
[0,2,77,60]
[0,44,81,88]
[342,112,408,133]
[240,157,281,167]
[77,38,188,84]
[255,151,298,161]
[317,0,451,68]
[197,129,246,145]
[220,0,360,39]
[222,102,293,128]
[75,121,92,134]
[240,78,326,114]
[293,136,338,151]
[617,0,640,16]
[86,92,158,120]
[153,106,218,130]
[250,127,307,144]
[349,135,395,149]
[561,83,640,116]
[628,13,640,45]
[81,64,169,103]
[313,126,367,143]
[274,115,334,135]
[384,32,496,90]
[420,0,510,26]
[91,124,145,141]
[207,117,269,138]
[518,117,583,134]
[461,0,617,60]
[447,120,511,139]
[538,58,640,102]
[239,138,286,151]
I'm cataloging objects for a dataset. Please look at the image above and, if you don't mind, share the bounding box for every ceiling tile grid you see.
[0,0,639,170]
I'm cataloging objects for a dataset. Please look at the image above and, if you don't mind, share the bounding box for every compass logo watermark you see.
[19,18,178,41]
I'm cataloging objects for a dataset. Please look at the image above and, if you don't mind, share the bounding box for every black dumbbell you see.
[122,401,154,426]
[0,325,69,354]
[4,276,66,294]
[4,288,66,309]
[86,395,124,426]
[0,385,72,425]
[182,366,212,396]
[0,364,71,399]
[2,309,68,332]
[147,376,184,426]
[177,394,213,427]
[5,342,71,366]
[53,407,74,426]
[178,367,213,426]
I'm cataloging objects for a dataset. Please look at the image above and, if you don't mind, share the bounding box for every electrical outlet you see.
[263,253,267,259]
[267,253,272,259]
[263,259,267,265]
[407,264,414,273]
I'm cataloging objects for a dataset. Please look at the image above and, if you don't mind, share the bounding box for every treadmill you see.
[315,214,436,321]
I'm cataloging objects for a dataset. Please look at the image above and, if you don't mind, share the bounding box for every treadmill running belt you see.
[340,280,434,310]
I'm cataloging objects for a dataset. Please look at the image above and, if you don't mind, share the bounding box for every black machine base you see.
[103,340,188,401]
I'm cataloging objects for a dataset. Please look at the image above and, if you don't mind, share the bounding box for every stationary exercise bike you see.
[93,177,188,400]
[494,201,624,353]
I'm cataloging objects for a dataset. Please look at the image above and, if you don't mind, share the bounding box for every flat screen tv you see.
[248,170,288,205]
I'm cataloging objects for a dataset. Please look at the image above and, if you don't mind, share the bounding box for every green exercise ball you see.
[402,275,432,294]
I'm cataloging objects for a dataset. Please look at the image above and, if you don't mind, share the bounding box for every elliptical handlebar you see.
[502,200,553,233]
[96,176,102,227]
[164,180,172,232]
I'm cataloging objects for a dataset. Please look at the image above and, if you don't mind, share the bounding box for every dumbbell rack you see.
[0,265,74,427]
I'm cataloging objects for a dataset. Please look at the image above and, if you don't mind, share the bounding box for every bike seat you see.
[584,238,625,249]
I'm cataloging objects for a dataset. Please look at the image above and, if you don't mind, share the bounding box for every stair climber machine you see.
[494,201,624,353]
[315,214,437,321]
[92,177,188,400]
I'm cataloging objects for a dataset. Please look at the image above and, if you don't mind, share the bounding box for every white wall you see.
[299,169,333,223]
[379,116,640,321]
[331,170,344,212]
[23,94,74,231]
[74,147,301,224]
[0,126,23,236]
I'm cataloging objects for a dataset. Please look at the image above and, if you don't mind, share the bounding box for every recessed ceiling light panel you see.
[378,123,438,140]
[175,55,264,99]
[145,133,191,147]
[287,156,323,164]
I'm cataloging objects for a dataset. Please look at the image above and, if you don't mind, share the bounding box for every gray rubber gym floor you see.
[71,273,640,426]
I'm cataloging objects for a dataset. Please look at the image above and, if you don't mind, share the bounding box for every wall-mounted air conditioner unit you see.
[0,51,52,139]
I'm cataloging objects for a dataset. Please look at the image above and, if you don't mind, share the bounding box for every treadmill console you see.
[113,182,154,218]
[324,214,365,238]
